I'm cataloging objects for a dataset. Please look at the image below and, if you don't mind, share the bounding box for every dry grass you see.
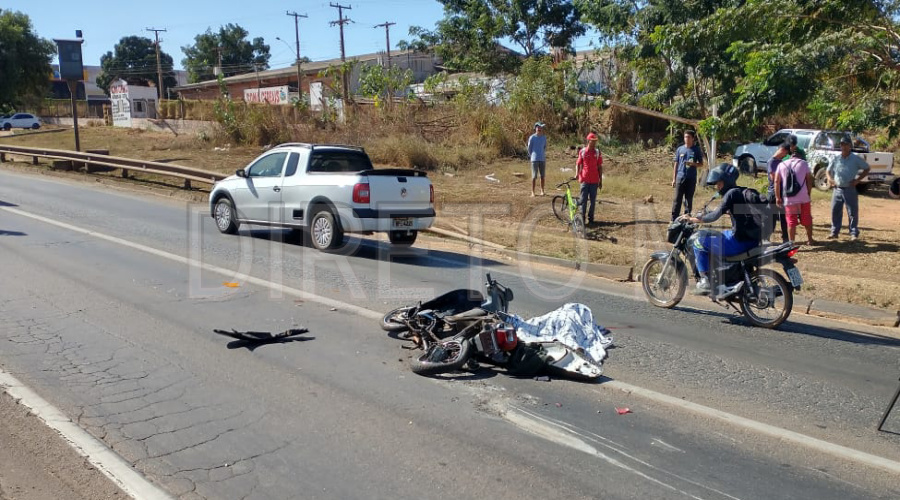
[2,125,898,310]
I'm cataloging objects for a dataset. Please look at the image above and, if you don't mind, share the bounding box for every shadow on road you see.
[0,230,26,236]
[0,200,19,207]
[672,304,900,347]
[243,228,504,269]
[225,336,315,351]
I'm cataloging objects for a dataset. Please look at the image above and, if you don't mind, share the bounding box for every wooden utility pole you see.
[374,22,395,69]
[146,28,167,101]
[330,3,352,103]
[286,11,308,96]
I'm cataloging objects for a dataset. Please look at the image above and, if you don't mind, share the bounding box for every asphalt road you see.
[1,168,899,499]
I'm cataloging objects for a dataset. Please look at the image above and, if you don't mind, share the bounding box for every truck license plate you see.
[786,267,803,287]
[392,217,413,228]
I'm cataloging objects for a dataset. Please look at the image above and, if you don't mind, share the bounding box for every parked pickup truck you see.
[732,129,896,193]
[209,143,435,250]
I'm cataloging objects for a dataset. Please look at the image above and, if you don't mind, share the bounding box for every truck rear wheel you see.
[813,167,831,192]
[889,178,900,199]
[309,209,344,251]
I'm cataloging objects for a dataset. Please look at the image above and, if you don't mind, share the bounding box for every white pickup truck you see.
[732,129,896,194]
[209,143,435,250]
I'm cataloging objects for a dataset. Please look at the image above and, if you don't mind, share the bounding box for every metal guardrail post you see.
[33,156,39,165]
[0,153,5,163]
[184,179,191,190]
[121,168,129,179]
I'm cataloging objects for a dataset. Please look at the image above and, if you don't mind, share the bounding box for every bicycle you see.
[551,178,586,238]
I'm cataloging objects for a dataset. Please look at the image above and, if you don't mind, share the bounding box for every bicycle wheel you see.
[551,195,568,222]
[572,214,586,238]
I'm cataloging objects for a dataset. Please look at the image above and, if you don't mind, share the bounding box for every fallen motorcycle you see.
[640,203,803,329]
[381,274,604,380]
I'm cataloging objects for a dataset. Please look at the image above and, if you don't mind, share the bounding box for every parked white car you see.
[0,113,41,130]
[209,143,435,250]
[732,129,895,193]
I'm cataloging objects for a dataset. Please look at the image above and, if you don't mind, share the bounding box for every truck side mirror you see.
[236,169,247,178]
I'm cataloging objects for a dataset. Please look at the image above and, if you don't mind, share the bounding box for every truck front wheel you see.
[889,177,900,199]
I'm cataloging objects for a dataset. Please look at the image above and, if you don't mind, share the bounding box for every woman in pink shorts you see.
[775,153,815,245]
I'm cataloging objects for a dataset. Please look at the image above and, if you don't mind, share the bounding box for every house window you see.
[133,100,145,113]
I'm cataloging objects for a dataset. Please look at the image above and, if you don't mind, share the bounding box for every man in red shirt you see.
[576,132,603,225]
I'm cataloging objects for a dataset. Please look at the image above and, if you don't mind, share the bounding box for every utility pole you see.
[146,28,167,102]
[286,11,307,97]
[329,3,352,104]
[374,22,395,69]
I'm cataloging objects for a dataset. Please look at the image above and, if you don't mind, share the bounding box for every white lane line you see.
[4,205,900,478]
[603,380,900,475]
[0,206,381,320]
[0,371,173,500]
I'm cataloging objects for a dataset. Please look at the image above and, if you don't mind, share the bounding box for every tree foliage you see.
[0,10,55,110]
[96,36,178,95]
[181,24,271,83]
[409,0,586,74]
[577,0,900,136]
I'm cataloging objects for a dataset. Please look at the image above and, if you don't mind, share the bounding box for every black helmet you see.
[706,162,739,194]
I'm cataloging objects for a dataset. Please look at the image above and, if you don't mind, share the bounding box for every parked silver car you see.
[1,113,41,130]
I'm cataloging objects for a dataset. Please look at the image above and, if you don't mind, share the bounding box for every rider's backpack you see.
[782,159,804,197]
[740,187,774,242]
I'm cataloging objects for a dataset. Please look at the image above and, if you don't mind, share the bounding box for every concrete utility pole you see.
[374,22,395,69]
[286,11,307,96]
[146,28,167,101]
[329,3,352,103]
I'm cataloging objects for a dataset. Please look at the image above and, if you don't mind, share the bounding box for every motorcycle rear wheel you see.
[381,306,413,333]
[410,340,473,376]
[640,255,687,308]
[740,268,793,329]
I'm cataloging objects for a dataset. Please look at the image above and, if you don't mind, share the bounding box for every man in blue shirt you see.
[671,130,704,221]
[528,121,547,196]
[826,135,870,241]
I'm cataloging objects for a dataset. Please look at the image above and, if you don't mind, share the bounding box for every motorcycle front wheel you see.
[410,340,473,376]
[740,268,793,329]
[381,306,413,333]
[640,255,687,308]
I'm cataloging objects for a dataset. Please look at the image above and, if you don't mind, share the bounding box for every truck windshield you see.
[308,151,374,173]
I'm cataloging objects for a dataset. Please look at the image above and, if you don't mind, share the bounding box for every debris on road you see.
[223,282,240,288]
[213,328,310,344]
[615,407,632,415]
[534,376,551,382]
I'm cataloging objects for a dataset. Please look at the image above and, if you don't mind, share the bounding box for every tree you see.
[409,0,586,75]
[96,36,178,95]
[181,24,271,83]
[0,10,55,110]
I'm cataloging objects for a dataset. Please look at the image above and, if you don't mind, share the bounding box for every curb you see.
[424,227,633,282]
[799,297,900,328]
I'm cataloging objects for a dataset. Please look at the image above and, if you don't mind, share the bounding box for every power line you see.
[286,10,308,94]
[330,2,352,102]
[373,22,396,69]
[145,27,167,100]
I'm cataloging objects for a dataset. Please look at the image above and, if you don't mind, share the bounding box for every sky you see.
[4,0,600,71]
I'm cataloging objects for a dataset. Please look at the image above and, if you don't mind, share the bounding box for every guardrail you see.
[0,144,226,189]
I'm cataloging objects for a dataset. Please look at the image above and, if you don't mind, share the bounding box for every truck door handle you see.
[273,186,281,192]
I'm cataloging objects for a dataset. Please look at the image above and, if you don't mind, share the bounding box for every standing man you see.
[766,141,792,242]
[576,132,603,225]
[826,135,870,241]
[528,121,547,196]
[671,130,704,222]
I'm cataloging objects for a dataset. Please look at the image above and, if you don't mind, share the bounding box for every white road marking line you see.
[4,205,900,478]
[603,380,900,475]
[652,438,686,453]
[0,370,173,500]
[514,406,742,500]
[506,406,709,500]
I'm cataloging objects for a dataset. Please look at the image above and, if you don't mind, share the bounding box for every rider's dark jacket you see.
[699,187,767,242]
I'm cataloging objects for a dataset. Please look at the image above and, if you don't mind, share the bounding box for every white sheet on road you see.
[508,303,613,364]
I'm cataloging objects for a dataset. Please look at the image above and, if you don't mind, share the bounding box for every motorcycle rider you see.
[686,163,768,295]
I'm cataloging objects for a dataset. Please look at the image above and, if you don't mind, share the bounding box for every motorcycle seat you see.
[724,245,767,262]
[444,308,489,322]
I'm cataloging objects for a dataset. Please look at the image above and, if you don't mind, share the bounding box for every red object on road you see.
[615,407,632,415]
